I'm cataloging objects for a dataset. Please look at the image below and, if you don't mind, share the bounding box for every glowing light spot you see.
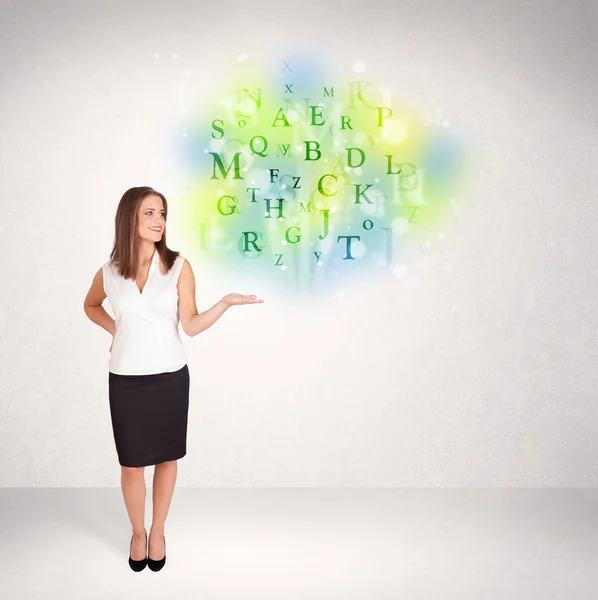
[237,52,248,63]
[385,120,408,145]
[355,132,367,144]
[173,53,178,59]
[391,217,409,234]
[353,60,366,73]
[184,69,192,77]
[154,53,160,59]
[350,239,367,259]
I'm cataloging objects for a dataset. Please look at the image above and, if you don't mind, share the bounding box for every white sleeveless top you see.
[102,249,187,375]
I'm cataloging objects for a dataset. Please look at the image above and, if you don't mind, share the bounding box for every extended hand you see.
[222,293,264,307]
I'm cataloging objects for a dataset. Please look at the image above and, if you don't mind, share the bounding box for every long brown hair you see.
[108,186,180,279]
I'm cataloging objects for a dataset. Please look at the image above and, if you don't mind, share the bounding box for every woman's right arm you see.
[83,267,116,337]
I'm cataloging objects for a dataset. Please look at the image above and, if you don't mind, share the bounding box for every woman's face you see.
[138,194,166,242]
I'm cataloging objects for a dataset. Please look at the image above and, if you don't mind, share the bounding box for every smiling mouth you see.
[149,227,162,232]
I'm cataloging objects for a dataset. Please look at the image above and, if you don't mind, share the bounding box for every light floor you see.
[0,488,596,599]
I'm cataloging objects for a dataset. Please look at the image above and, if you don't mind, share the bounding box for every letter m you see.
[210,152,243,179]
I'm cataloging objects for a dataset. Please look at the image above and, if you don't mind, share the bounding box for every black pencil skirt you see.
[108,364,190,467]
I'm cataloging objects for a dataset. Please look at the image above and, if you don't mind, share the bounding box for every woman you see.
[83,186,264,572]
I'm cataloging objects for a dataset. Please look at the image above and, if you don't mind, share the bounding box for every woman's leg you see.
[120,466,147,560]
[149,459,177,559]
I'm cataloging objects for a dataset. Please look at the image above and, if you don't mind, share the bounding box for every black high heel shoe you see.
[128,530,148,572]
[147,533,166,571]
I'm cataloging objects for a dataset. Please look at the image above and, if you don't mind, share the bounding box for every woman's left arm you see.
[177,259,264,337]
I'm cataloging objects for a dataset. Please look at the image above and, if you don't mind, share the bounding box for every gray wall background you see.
[1,0,596,486]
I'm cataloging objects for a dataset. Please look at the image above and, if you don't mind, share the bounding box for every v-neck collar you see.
[134,248,159,296]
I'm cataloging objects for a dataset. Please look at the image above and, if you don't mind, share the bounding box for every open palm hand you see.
[222,293,264,307]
